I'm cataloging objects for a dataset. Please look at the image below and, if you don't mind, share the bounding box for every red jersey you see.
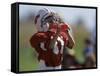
[30,24,69,67]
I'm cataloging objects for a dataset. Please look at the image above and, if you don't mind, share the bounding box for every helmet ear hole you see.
[43,23,50,32]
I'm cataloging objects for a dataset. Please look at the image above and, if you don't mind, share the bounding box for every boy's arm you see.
[59,23,75,49]
[66,30,75,49]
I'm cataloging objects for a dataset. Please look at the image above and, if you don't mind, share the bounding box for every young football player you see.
[30,8,75,70]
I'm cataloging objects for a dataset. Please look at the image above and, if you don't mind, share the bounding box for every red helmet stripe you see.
[35,14,40,24]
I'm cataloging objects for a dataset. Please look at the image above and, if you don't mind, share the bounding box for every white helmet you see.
[34,8,55,32]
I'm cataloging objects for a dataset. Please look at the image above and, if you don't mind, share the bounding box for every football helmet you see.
[34,8,56,32]
[34,8,64,31]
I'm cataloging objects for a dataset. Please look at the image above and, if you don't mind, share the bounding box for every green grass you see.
[19,21,90,71]
[73,26,89,63]
[19,22,39,71]
[19,47,39,71]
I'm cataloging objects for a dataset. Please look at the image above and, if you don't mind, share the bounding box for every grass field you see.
[19,21,40,71]
[73,26,89,63]
[19,21,89,71]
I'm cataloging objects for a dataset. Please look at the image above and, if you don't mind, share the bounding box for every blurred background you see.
[19,4,96,71]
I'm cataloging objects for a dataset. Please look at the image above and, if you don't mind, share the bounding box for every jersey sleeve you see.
[30,32,47,53]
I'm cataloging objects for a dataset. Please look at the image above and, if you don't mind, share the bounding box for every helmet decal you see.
[35,14,40,24]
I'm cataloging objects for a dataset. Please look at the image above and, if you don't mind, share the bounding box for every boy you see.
[30,8,75,70]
